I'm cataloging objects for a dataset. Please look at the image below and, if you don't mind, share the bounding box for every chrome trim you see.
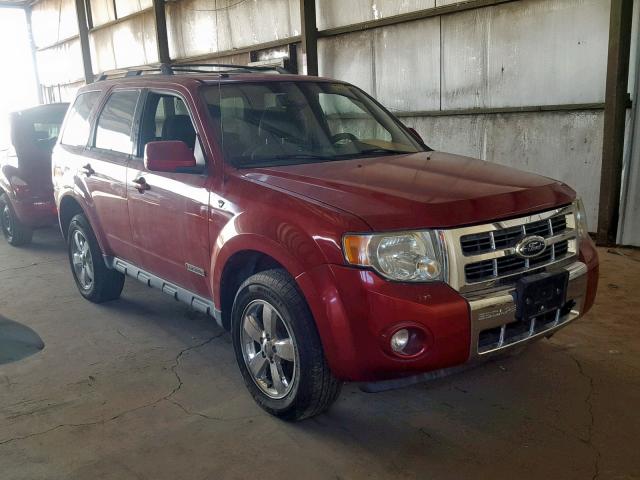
[440,204,578,293]
[103,256,221,327]
[465,261,588,358]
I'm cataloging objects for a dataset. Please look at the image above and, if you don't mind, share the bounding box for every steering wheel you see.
[331,132,358,145]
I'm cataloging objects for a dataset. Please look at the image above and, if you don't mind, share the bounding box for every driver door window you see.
[139,92,205,165]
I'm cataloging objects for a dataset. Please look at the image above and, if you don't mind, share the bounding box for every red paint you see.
[52,74,599,382]
[145,140,196,173]
[1,103,68,229]
[246,152,576,230]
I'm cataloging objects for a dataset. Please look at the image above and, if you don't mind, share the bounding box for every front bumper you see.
[466,261,587,358]
[298,241,598,382]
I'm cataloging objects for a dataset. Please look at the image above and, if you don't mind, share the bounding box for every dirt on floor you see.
[0,229,639,480]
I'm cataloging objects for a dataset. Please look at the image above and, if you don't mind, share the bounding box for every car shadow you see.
[21,228,66,254]
[0,315,45,365]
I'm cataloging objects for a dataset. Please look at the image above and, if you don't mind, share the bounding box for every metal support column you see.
[74,0,94,84]
[153,0,171,65]
[25,6,43,104]
[300,0,318,76]
[597,0,633,245]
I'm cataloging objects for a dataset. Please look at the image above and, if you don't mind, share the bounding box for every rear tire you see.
[67,213,125,303]
[231,269,341,421]
[0,193,33,246]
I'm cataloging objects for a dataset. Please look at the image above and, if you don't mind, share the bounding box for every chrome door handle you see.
[80,164,95,176]
[132,176,150,192]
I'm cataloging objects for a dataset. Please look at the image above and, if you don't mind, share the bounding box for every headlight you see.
[574,198,589,240]
[343,231,445,282]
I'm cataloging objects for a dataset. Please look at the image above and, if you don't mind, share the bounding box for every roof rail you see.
[95,62,288,81]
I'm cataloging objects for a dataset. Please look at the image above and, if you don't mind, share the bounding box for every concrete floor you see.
[0,229,638,480]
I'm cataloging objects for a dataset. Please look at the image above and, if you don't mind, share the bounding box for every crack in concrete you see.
[0,332,224,447]
[163,332,225,402]
[569,353,601,480]
[0,259,58,275]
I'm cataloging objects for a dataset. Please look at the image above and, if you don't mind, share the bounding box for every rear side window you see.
[60,91,101,147]
[94,90,140,155]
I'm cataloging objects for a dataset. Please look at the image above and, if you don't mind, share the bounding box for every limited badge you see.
[186,263,206,277]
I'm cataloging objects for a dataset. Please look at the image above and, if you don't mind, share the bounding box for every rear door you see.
[82,89,142,262]
[126,88,212,297]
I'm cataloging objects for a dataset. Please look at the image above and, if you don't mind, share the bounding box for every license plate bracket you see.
[515,271,569,320]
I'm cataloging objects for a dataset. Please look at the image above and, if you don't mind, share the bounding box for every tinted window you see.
[139,92,205,165]
[60,92,101,147]
[95,90,140,155]
[140,93,195,149]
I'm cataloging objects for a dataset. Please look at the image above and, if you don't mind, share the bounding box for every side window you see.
[94,90,140,155]
[140,92,205,165]
[60,91,101,147]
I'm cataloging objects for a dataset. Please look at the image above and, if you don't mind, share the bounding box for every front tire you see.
[0,193,33,246]
[67,213,125,303]
[232,269,341,421]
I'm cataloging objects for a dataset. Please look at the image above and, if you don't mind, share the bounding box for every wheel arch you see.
[217,249,288,330]
[58,195,86,240]
[57,193,109,256]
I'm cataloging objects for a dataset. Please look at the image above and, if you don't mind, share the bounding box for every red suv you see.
[52,65,599,420]
[1,103,68,245]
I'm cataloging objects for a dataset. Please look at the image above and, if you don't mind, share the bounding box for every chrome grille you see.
[440,205,578,294]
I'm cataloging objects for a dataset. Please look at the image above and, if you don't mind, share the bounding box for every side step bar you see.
[103,256,223,327]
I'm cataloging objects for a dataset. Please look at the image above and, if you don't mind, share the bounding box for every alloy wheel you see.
[71,230,94,290]
[240,300,297,399]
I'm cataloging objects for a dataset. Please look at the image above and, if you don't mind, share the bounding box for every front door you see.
[126,89,212,298]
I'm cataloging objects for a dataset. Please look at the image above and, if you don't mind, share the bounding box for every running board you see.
[103,256,223,327]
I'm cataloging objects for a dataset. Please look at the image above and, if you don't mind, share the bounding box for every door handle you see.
[80,164,95,176]
[132,176,150,192]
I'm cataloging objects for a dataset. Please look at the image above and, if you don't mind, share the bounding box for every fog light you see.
[390,329,410,353]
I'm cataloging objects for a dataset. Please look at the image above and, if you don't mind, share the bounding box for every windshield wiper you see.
[357,148,415,155]
[237,153,333,168]
[331,148,414,160]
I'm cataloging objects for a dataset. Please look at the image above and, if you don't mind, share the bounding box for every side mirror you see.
[144,140,197,173]
[407,127,425,145]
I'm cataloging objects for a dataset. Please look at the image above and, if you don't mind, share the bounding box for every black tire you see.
[231,269,341,421]
[0,193,33,246]
[67,213,125,303]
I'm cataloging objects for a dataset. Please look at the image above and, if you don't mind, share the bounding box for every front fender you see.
[211,231,309,308]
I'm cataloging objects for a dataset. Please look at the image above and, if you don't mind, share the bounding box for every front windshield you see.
[202,81,425,167]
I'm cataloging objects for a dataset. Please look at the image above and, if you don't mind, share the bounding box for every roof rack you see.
[96,62,289,82]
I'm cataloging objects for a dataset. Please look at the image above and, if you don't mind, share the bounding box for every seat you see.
[162,115,196,149]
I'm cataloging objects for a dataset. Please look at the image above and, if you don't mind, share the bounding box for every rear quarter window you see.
[60,91,102,147]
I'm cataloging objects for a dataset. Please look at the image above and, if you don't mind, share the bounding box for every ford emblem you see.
[515,235,546,258]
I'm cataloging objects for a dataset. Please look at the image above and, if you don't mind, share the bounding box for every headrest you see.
[162,115,196,148]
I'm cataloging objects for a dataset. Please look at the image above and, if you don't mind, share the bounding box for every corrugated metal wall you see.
[28,0,620,233]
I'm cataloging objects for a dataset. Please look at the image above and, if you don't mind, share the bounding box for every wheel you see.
[0,193,33,246]
[232,269,342,421]
[67,213,125,303]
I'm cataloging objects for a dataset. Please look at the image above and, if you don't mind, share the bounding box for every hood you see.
[241,151,575,231]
